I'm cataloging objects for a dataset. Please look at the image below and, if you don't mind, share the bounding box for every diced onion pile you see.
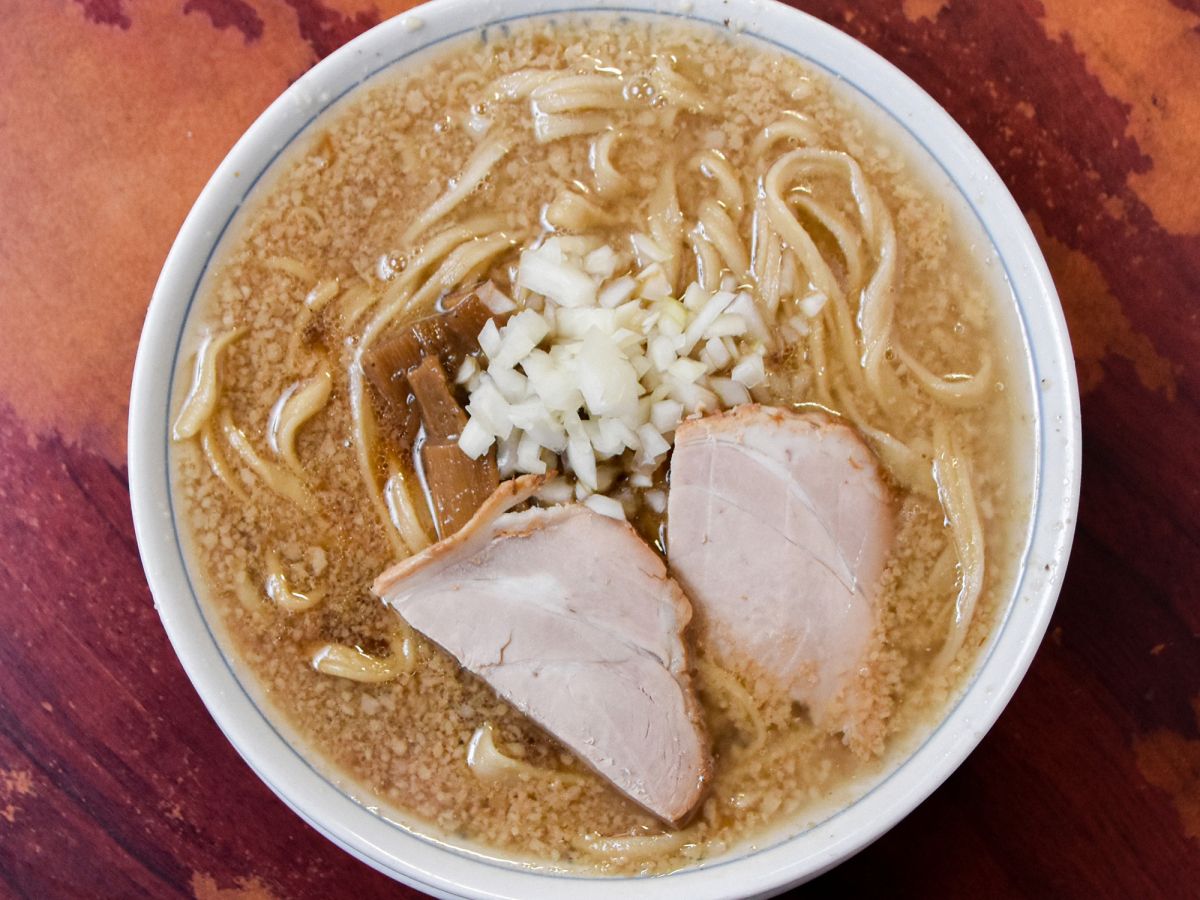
[457,237,771,512]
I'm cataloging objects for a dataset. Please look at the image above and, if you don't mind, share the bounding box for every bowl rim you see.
[128,1,1082,897]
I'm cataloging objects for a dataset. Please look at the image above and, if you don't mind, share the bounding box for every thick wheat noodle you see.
[806,313,834,408]
[486,68,558,100]
[696,659,767,757]
[530,74,628,114]
[646,160,684,289]
[384,465,432,553]
[346,366,408,557]
[856,419,935,497]
[750,192,768,273]
[651,55,705,111]
[402,138,511,244]
[590,130,629,196]
[265,255,316,282]
[284,306,315,368]
[290,205,326,232]
[895,342,994,407]
[930,418,985,671]
[688,149,745,217]
[808,350,930,495]
[400,234,515,319]
[376,224,477,315]
[856,186,901,407]
[467,722,587,785]
[790,193,866,291]
[172,328,245,441]
[534,90,629,114]
[199,420,247,499]
[816,292,868,398]
[759,229,784,315]
[268,369,333,473]
[697,199,750,277]
[577,830,689,858]
[750,112,821,158]
[747,193,782,314]
[311,633,416,683]
[533,111,612,143]
[688,227,723,291]
[264,550,323,612]
[546,188,620,231]
[763,155,843,301]
[305,278,341,312]
[766,150,890,399]
[336,281,376,327]
[219,409,319,515]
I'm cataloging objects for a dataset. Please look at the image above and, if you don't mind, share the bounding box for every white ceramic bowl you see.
[129,1,1081,896]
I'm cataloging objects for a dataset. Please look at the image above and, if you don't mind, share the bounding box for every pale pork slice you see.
[667,405,895,754]
[372,475,712,826]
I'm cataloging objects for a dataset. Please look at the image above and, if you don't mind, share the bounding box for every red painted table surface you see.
[1,1,1197,897]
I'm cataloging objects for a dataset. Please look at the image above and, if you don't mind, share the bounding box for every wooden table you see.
[1,1,1196,896]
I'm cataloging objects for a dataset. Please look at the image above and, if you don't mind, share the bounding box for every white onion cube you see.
[457,417,494,459]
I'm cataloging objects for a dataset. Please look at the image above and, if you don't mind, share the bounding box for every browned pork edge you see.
[372,474,713,826]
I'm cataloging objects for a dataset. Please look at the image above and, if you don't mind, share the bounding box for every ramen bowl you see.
[128,0,1081,896]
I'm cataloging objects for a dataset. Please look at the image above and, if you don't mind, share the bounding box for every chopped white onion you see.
[637,264,673,300]
[577,329,639,419]
[563,414,597,491]
[518,243,596,307]
[703,337,732,370]
[800,291,828,318]
[706,313,747,338]
[649,334,677,373]
[729,292,771,346]
[465,378,514,439]
[584,493,627,520]
[491,309,549,368]
[629,470,654,488]
[710,376,752,407]
[538,477,574,503]
[731,353,766,389]
[458,417,494,459]
[636,423,671,464]
[598,275,637,309]
[461,239,781,502]
[455,356,479,385]
[478,319,502,358]
[516,432,548,474]
[584,245,619,279]
[667,357,707,384]
[631,233,670,264]
[681,290,736,356]
[488,365,528,403]
[650,399,683,432]
[495,431,519,477]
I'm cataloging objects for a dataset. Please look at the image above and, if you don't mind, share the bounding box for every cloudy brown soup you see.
[170,16,1032,874]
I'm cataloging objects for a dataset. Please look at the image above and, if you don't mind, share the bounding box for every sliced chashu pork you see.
[372,475,712,826]
[668,405,894,754]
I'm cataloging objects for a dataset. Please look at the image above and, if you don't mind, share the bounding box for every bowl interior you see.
[128,2,1082,897]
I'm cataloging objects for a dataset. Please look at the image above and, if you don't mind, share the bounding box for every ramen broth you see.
[171,17,1032,874]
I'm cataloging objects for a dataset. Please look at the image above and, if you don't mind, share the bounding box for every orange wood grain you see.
[0,1,1196,897]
